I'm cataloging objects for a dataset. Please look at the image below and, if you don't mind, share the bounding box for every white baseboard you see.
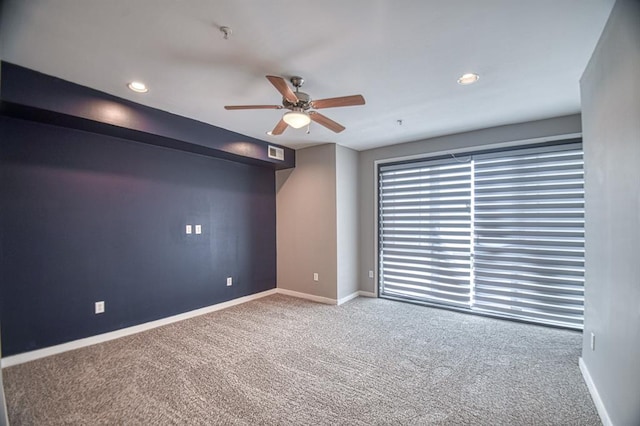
[1,287,376,368]
[1,289,277,368]
[579,357,612,426]
[275,288,337,305]
[275,289,378,305]
[337,291,360,305]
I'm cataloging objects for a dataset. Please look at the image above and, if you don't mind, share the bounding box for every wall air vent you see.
[268,146,285,161]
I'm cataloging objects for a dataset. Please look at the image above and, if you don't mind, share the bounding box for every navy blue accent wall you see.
[0,116,276,356]
[1,62,295,170]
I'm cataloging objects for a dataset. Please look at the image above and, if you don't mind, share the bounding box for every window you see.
[378,141,584,329]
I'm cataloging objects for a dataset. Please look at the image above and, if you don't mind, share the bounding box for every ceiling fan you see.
[224,75,365,135]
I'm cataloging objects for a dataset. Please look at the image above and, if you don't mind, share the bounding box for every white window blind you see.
[378,142,584,329]
[379,158,472,308]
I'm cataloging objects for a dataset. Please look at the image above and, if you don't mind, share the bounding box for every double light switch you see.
[186,224,202,234]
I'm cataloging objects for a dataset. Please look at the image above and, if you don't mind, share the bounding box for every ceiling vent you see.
[268,145,284,161]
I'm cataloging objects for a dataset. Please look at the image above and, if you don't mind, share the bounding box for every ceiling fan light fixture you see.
[282,109,311,129]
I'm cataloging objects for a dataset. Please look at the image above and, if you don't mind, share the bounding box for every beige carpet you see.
[3,294,599,425]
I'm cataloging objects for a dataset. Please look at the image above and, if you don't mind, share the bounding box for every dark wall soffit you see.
[0,62,295,170]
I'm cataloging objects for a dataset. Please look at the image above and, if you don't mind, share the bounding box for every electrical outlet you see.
[313,273,319,281]
[95,301,105,314]
[590,332,596,351]
[368,270,374,278]
[226,277,233,286]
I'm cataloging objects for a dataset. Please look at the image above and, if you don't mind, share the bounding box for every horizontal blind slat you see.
[380,156,472,306]
[473,144,584,329]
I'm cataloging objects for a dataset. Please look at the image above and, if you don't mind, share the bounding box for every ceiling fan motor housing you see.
[283,91,311,110]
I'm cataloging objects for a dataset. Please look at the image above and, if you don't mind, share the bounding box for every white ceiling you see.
[0,0,613,151]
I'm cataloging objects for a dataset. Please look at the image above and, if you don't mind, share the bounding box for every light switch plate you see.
[95,301,105,314]
[186,224,192,234]
[195,224,202,234]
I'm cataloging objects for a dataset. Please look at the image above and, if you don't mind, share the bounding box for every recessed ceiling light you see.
[457,73,479,85]
[127,81,148,93]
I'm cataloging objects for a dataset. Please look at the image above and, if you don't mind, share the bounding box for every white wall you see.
[276,144,337,300]
[336,144,359,300]
[580,1,640,425]
[358,114,583,293]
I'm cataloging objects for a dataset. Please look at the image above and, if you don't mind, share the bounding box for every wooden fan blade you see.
[224,105,283,110]
[266,75,299,103]
[310,95,365,109]
[309,111,345,133]
[271,118,288,135]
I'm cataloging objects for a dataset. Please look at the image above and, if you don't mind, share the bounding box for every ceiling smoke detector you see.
[220,26,232,40]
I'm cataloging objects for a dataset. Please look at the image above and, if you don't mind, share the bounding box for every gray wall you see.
[276,144,338,300]
[276,143,360,302]
[358,114,583,292]
[336,145,359,300]
[580,1,640,424]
